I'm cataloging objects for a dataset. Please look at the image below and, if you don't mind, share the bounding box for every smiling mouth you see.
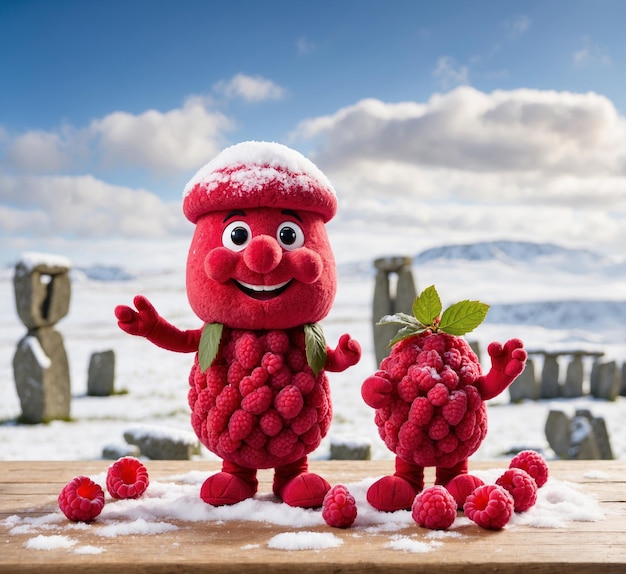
[234,280,292,301]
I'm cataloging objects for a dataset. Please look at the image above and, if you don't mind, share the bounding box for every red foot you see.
[200,472,257,506]
[279,473,330,508]
[366,475,420,512]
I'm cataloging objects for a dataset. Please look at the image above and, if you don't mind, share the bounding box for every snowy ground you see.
[1,241,625,463]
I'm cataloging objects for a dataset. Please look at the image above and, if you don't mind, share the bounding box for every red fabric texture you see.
[184,163,337,224]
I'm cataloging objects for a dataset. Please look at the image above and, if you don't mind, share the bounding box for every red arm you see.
[324,333,361,372]
[477,338,527,401]
[114,295,202,353]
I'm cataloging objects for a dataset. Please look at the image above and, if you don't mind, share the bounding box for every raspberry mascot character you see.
[115,141,361,508]
[361,285,526,512]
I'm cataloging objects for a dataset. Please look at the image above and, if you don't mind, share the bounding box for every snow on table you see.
[1,460,624,573]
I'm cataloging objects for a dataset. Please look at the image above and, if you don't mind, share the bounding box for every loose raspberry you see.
[106,457,150,500]
[445,474,484,509]
[411,485,457,530]
[58,476,105,522]
[496,468,537,512]
[509,450,549,488]
[464,484,513,529]
[322,484,357,528]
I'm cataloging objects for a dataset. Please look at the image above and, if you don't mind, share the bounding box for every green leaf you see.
[376,312,422,329]
[412,285,442,326]
[304,323,327,377]
[388,325,428,347]
[198,323,224,373]
[439,300,489,336]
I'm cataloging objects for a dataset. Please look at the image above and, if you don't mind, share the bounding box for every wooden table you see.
[1,460,625,573]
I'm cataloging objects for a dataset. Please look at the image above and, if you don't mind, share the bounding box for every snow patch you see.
[267,531,343,550]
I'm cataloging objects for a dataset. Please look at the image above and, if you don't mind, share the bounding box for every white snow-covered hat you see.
[183,141,337,224]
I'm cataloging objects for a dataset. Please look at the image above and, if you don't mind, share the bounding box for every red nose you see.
[243,235,282,274]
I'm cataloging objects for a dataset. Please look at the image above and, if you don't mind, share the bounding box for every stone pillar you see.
[372,256,417,366]
[12,253,72,423]
[87,350,116,396]
[540,354,560,399]
[509,358,538,402]
[562,354,584,398]
[590,360,621,401]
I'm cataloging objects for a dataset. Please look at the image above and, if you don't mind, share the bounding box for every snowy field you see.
[1,240,625,463]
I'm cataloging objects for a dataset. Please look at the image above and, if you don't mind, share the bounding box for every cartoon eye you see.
[276,221,305,250]
[222,221,252,252]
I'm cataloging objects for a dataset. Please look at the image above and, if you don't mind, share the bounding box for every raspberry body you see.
[322,484,357,528]
[106,457,150,500]
[464,484,514,529]
[188,326,331,469]
[509,450,549,488]
[371,332,487,468]
[496,468,537,512]
[412,485,457,530]
[58,476,105,522]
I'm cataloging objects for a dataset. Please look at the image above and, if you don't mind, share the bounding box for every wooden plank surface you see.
[1,460,625,573]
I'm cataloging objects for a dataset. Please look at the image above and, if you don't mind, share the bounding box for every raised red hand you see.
[478,338,527,400]
[115,295,200,353]
[325,334,362,372]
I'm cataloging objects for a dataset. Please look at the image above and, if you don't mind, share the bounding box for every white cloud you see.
[2,96,234,176]
[573,36,612,68]
[433,56,469,90]
[292,86,626,255]
[5,129,73,173]
[295,86,626,179]
[0,173,189,239]
[91,96,233,174]
[213,73,286,102]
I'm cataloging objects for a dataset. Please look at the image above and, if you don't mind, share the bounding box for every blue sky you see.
[1,0,626,269]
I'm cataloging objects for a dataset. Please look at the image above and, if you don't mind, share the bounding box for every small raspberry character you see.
[362,285,526,513]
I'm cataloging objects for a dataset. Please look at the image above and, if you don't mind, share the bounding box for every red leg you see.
[273,456,330,508]
[435,459,468,486]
